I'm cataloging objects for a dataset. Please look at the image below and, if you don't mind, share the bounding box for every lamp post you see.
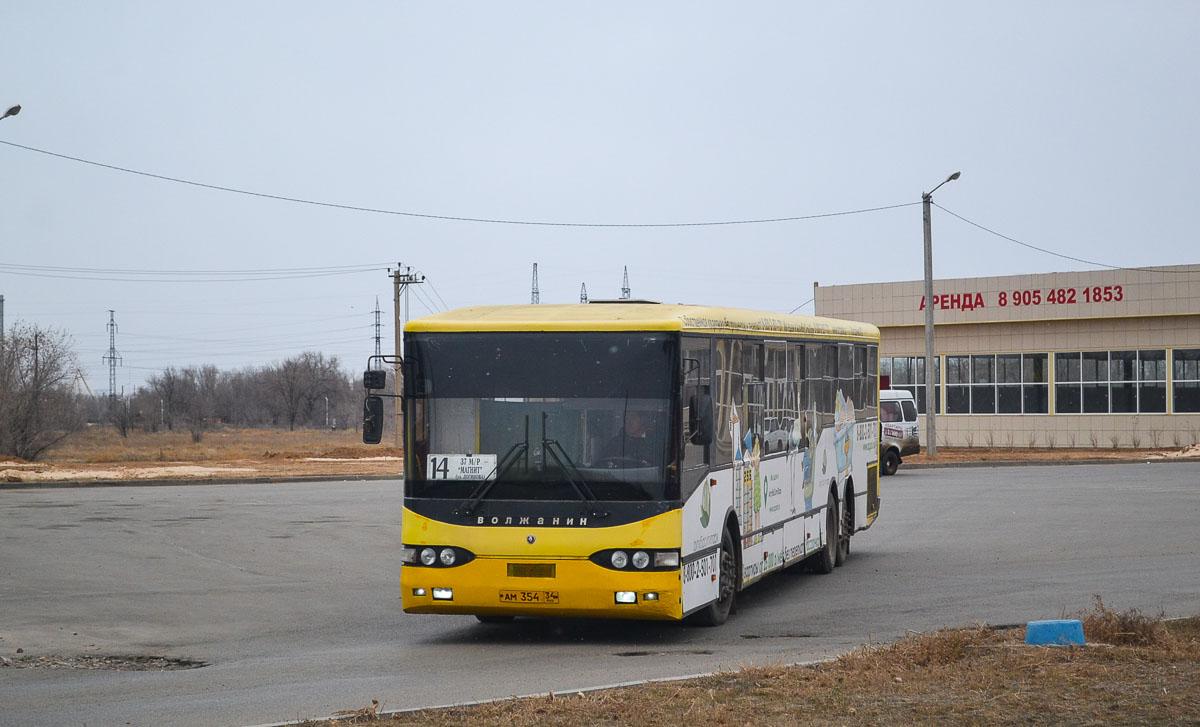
[1,105,17,353]
[922,171,960,458]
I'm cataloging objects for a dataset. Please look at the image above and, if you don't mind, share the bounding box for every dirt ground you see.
[296,603,1200,727]
[905,443,1200,465]
[2,426,1198,484]
[0,426,404,484]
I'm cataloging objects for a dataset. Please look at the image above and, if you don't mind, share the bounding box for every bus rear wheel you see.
[835,488,852,566]
[693,527,736,627]
[810,492,837,574]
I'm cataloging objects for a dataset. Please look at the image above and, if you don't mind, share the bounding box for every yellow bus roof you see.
[405,304,879,342]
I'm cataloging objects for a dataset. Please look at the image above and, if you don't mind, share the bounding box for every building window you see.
[945,353,1047,414]
[1055,350,1166,414]
[1174,349,1200,413]
[881,356,939,415]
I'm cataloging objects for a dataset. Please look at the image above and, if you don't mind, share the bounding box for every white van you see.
[879,389,920,475]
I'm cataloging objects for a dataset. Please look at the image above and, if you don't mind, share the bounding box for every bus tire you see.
[835,485,852,566]
[693,527,737,627]
[810,491,837,574]
[882,449,900,476]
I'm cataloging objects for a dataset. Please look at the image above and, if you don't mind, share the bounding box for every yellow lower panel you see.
[402,557,682,621]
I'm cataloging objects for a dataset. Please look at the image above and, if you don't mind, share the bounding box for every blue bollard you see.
[1025,619,1086,646]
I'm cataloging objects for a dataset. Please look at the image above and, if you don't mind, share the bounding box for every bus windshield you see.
[405,331,678,502]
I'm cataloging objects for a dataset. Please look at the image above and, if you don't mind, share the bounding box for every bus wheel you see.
[811,493,837,575]
[882,450,900,476]
[475,614,515,624]
[693,528,737,627]
[835,488,852,566]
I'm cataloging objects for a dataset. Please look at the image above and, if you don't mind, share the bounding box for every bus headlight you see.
[402,544,475,568]
[592,548,680,571]
[615,591,637,604]
[432,588,453,601]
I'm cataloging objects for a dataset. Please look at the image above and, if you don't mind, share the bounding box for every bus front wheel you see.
[693,527,737,627]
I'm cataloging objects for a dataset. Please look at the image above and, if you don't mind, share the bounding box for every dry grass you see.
[1,426,404,482]
[44,425,387,464]
[1077,595,1174,648]
[301,605,1200,727]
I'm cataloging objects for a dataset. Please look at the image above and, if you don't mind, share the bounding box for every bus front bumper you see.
[401,557,682,620]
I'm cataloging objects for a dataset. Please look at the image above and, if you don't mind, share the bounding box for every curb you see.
[902,457,1200,470]
[4,456,1197,490]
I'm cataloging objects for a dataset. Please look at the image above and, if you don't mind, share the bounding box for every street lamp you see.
[0,105,17,353]
[922,171,960,458]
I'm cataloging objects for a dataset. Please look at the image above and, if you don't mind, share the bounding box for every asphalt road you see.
[2,463,1198,727]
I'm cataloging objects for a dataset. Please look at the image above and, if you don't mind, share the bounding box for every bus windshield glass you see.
[405,332,677,502]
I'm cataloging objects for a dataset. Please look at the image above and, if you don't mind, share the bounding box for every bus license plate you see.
[499,590,559,604]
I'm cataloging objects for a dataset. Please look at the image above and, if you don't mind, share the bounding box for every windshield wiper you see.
[541,412,608,519]
[457,440,527,517]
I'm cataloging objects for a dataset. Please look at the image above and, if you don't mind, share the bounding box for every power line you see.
[934,203,1199,274]
[424,277,451,311]
[789,296,815,314]
[0,267,385,283]
[1,139,919,228]
[0,261,387,275]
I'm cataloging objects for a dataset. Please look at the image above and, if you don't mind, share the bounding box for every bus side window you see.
[681,337,712,499]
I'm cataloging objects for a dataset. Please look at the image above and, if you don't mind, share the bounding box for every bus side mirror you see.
[689,394,714,446]
[363,396,385,444]
[363,369,387,390]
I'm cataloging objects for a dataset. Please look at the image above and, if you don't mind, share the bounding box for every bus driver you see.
[604,410,654,467]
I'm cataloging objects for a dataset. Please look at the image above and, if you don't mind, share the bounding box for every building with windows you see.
[814,264,1200,449]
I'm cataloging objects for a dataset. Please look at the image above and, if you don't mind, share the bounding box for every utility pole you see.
[390,265,424,448]
[530,263,540,304]
[921,171,960,459]
[103,310,122,403]
[580,283,588,304]
[620,266,631,300]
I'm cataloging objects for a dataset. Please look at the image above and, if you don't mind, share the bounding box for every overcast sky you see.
[2,2,1197,394]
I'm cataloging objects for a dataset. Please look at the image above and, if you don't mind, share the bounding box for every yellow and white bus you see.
[364,303,881,625]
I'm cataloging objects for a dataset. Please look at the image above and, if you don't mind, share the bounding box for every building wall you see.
[815,264,1200,449]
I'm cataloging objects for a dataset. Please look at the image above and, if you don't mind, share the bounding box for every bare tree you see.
[266,357,307,430]
[108,397,134,438]
[149,367,186,431]
[181,365,219,442]
[296,352,343,427]
[0,324,86,460]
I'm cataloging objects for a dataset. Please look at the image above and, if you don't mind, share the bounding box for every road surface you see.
[1,463,1197,726]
